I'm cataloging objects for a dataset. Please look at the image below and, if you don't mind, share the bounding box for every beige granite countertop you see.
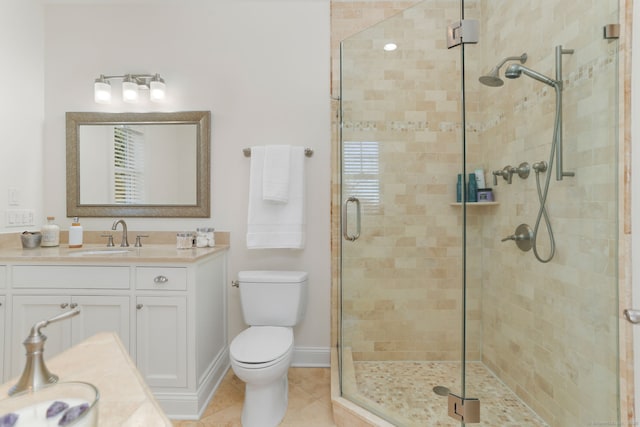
[0,243,228,263]
[0,230,229,263]
[0,332,172,426]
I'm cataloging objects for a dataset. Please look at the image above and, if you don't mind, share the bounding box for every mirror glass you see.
[67,111,210,217]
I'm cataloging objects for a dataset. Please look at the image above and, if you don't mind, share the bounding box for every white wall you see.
[43,0,332,359]
[0,1,45,231]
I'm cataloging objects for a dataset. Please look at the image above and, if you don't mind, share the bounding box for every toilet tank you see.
[237,270,308,326]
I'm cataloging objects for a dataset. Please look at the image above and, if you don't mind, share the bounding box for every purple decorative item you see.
[58,403,89,426]
[0,413,18,427]
[47,401,69,418]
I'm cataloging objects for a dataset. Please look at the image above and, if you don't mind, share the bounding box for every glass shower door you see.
[339,1,466,425]
[464,0,620,426]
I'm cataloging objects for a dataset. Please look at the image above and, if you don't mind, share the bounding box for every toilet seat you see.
[230,326,293,368]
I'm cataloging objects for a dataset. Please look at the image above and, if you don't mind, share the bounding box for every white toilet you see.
[230,270,308,427]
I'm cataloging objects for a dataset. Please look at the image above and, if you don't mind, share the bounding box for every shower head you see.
[504,63,560,88]
[478,53,527,87]
[478,67,503,87]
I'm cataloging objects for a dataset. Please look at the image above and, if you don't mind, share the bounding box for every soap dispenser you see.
[69,217,83,248]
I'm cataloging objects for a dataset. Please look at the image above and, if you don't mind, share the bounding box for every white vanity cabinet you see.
[0,247,228,420]
[10,295,130,377]
[0,265,5,382]
[136,295,187,388]
[0,295,4,383]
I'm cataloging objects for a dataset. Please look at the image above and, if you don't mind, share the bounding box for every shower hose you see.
[531,87,560,263]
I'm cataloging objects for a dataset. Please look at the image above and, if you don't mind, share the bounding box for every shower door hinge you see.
[603,24,620,39]
[448,393,480,423]
[446,19,479,49]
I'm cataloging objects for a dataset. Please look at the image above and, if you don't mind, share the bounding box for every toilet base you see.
[241,373,289,427]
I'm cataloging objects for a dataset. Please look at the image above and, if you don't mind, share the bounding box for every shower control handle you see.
[492,167,512,185]
[501,224,533,252]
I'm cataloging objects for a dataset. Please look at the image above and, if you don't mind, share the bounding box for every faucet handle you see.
[101,234,115,247]
[9,308,81,396]
[135,235,149,247]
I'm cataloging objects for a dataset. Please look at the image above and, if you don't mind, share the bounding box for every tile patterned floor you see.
[172,367,336,427]
[349,361,549,427]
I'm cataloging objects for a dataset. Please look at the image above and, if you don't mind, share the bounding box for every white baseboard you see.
[291,346,331,367]
[159,348,230,420]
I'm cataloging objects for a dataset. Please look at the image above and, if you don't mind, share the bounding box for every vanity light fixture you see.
[93,73,166,104]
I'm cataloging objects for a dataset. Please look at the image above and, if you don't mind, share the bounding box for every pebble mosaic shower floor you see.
[348,360,549,426]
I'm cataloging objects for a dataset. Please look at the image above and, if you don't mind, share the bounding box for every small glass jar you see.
[196,227,215,248]
[206,228,215,247]
[176,232,194,249]
[196,228,209,248]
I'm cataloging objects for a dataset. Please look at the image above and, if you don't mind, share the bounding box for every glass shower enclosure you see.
[339,0,620,425]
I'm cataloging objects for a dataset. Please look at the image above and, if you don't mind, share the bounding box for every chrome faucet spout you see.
[111,219,129,247]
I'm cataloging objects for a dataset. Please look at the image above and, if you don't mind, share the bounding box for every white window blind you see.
[343,141,380,213]
[113,126,145,204]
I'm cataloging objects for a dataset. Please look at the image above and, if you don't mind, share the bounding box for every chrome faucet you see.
[111,219,129,247]
[9,308,81,395]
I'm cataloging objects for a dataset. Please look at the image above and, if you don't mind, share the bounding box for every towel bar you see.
[243,147,313,157]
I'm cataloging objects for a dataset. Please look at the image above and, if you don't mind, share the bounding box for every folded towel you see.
[247,146,306,249]
[263,145,291,203]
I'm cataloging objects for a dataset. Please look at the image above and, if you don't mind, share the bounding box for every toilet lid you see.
[230,326,293,364]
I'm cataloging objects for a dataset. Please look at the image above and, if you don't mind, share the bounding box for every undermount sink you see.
[69,248,132,256]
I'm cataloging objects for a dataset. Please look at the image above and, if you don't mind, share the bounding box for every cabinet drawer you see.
[136,267,187,291]
[12,265,130,289]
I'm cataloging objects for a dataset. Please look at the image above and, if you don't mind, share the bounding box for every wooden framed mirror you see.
[66,110,210,217]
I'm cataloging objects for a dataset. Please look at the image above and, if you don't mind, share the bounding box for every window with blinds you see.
[113,126,145,204]
[343,141,380,213]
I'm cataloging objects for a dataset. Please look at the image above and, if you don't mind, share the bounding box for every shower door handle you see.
[624,309,640,324]
[343,196,361,241]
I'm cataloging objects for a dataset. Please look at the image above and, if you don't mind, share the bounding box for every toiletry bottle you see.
[468,173,478,202]
[474,168,486,189]
[456,174,462,203]
[41,216,60,247]
[69,217,83,248]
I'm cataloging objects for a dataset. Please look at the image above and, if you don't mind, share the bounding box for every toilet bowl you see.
[230,326,294,427]
[229,271,308,427]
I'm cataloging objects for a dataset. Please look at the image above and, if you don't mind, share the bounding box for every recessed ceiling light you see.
[383,43,398,52]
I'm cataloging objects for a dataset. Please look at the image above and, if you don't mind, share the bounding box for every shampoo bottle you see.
[69,217,83,248]
[468,173,478,202]
[456,174,462,203]
[41,216,60,247]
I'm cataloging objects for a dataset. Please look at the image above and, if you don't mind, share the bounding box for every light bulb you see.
[122,75,139,103]
[149,74,166,102]
[94,76,111,104]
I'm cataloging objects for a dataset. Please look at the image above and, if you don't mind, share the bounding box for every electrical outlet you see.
[5,209,35,227]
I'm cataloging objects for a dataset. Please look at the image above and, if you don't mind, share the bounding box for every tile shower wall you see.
[338,0,482,363]
[468,1,620,425]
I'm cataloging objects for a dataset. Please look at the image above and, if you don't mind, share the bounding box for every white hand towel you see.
[263,145,291,203]
[247,146,305,249]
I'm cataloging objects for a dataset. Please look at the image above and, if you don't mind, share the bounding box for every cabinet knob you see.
[60,303,69,309]
[136,304,143,310]
[70,303,78,309]
[154,275,168,284]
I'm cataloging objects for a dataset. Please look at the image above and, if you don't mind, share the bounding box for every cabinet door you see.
[11,296,72,378]
[0,296,5,382]
[70,296,130,352]
[136,296,187,388]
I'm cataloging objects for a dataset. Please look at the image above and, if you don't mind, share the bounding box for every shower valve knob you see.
[492,168,511,185]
